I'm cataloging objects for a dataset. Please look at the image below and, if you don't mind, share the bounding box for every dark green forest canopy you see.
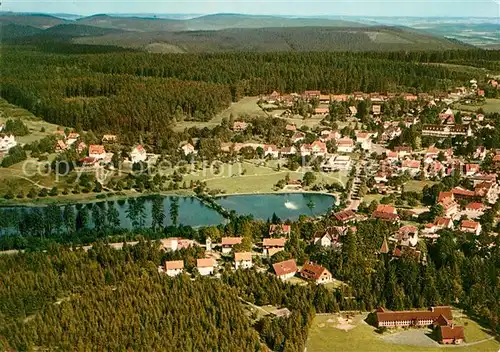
[0,45,499,135]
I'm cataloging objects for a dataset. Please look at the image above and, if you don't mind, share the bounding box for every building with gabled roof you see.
[263,237,287,256]
[460,220,481,236]
[197,258,215,276]
[439,325,465,344]
[164,260,184,277]
[375,306,453,328]
[88,144,106,160]
[234,252,253,269]
[273,259,298,280]
[269,224,291,236]
[221,237,243,254]
[300,262,332,284]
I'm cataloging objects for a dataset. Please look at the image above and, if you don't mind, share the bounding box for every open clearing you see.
[405,180,436,193]
[307,313,499,352]
[455,98,500,114]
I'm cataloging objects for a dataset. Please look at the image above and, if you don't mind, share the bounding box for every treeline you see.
[1,46,497,135]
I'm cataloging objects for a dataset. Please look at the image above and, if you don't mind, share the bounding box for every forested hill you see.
[74,26,471,53]
[1,12,471,52]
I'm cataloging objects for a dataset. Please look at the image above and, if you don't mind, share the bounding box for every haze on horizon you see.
[2,0,500,18]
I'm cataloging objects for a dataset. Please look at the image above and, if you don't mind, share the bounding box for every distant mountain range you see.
[1,12,494,52]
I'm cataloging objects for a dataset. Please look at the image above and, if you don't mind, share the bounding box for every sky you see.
[3,0,500,18]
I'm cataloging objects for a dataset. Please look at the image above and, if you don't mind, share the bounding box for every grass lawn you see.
[307,313,499,352]
[405,180,436,193]
[287,276,309,286]
[455,98,500,114]
[172,97,268,132]
[363,194,385,204]
[0,98,62,145]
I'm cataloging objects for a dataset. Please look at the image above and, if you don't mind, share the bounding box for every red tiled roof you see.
[300,263,330,281]
[269,224,291,235]
[465,202,485,210]
[333,209,356,222]
[376,306,453,323]
[221,237,243,246]
[461,220,479,230]
[434,217,452,227]
[452,187,476,197]
[89,144,105,155]
[263,238,287,247]
[273,259,298,277]
[440,326,465,341]
[372,211,399,221]
[165,260,184,270]
[234,252,252,261]
[376,205,396,214]
[197,258,214,268]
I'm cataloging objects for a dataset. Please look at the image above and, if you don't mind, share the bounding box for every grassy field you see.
[172,97,268,132]
[182,161,347,194]
[455,98,500,114]
[404,180,436,193]
[307,313,499,352]
[0,98,62,145]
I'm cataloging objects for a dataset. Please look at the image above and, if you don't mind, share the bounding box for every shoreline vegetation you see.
[0,189,338,208]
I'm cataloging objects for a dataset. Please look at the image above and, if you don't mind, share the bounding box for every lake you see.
[0,193,335,231]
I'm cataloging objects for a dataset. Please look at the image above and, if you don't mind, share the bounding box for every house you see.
[374,306,453,328]
[102,134,117,143]
[439,325,465,345]
[55,140,68,152]
[263,144,280,158]
[422,125,472,138]
[451,187,476,202]
[232,121,249,132]
[332,94,348,102]
[336,138,354,153]
[439,108,455,124]
[0,134,17,152]
[303,90,321,100]
[273,259,298,280]
[464,164,480,177]
[160,238,195,251]
[371,105,381,115]
[386,151,398,163]
[475,181,500,204]
[460,220,481,235]
[464,202,486,219]
[76,142,87,154]
[319,94,331,103]
[269,224,291,237]
[394,146,412,158]
[88,144,106,160]
[473,146,487,160]
[181,143,197,156]
[197,258,215,276]
[300,144,312,156]
[438,192,459,218]
[280,146,297,156]
[372,205,400,223]
[263,238,287,256]
[234,252,253,269]
[300,262,332,284]
[401,160,421,176]
[423,217,454,237]
[333,209,356,223]
[313,227,342,248]
[314,107,329,115]
[320,130,341,142]
[66,132,80,145]
[164,260,184,277]
[221,237,243,254]
[131,145,147,163]
[394,225,418,247]
[356,132,371,150]
[310,140,327,156]
[291,132,306,144]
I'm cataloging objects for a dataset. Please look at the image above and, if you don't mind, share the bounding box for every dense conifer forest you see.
[1,45,499,135]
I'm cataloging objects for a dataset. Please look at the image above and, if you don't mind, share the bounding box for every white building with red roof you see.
[221,237,243,254]
[197,258,215,276]
[131,145,147,163]
[88,144,106,160]
[336,138,354,153]
[263,237,287,256]
[464,202,486,219]
[234,252,253,269]
[460,220,481,236]
[164,260,184,277]
[273,259,298,280]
